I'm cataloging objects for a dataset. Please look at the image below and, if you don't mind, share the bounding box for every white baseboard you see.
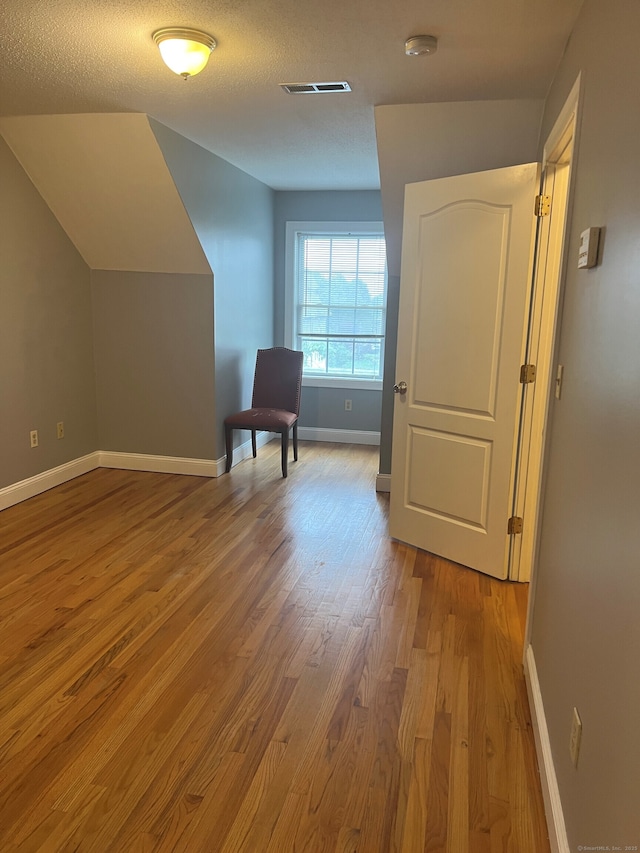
[98,451,219,478]
[298,427,380,446]
[0,447,219,513]
[0,452,101,511]
[0,430,350,511]
[99,431,276,478]
[376,473,391,492]
[523,644,569,853]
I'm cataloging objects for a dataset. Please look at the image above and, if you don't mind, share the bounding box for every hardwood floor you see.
[0,442,549,852]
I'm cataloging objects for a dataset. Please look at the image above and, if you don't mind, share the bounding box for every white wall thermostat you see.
[578,227,601,269]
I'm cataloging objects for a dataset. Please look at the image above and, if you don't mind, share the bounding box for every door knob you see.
[393,381,408,394]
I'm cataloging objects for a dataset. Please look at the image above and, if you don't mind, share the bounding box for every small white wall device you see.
[578,227,601,269]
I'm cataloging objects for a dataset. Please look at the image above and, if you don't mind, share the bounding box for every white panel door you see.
[389,164,539,579]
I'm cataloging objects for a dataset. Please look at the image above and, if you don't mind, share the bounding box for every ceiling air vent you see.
[280,81,352,94]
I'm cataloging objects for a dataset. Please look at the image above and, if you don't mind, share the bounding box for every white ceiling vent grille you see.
[280,81,352,94]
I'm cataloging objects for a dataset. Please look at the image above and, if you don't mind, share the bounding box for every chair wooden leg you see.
[251,430,257,458]
[281,430,289,478]
[225,424,234,473]
[293,421,298,462]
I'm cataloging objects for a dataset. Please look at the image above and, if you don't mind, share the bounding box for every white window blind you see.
[295,232,387,381]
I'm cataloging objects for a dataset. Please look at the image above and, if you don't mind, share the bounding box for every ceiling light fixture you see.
[405,35,438,56]
[152,28,217,79]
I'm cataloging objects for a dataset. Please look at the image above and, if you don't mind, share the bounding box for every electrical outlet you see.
[345,399,352,411]
[30,429,39,448]
[569,706,582,767]
[57,421,64,439]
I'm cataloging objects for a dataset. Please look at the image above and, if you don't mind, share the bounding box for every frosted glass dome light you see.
[153,28,217,79]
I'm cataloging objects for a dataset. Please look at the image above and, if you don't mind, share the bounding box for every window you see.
[285,221,387,388]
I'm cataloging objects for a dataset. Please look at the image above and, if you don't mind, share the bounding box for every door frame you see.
[513,75,582,591]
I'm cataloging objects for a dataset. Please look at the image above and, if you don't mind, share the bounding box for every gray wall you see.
[374,100,544,474]
[152,121,275,458]
[375,100,544,278]
[0,136,98,488]
[529,0,640,845]
[91,271,215,459]
[274,191,384,434]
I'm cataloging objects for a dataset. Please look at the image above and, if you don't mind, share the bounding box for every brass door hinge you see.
[508,516,524,535]
[534,194,551,216]
[520,363,537,384]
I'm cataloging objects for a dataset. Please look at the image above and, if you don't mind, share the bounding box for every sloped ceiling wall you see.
[0,113,210,274]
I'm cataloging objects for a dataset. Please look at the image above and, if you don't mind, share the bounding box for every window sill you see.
[302,377,383,391]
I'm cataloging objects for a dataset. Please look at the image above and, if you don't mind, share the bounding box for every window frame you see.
[284,221,387,390]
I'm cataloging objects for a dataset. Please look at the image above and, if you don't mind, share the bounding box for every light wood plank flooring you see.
[0,442,549,852]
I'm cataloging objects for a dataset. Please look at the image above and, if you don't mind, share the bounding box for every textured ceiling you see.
[0,0,584,190]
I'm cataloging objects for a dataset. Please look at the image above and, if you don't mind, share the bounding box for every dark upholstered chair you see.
[224,347,304,478]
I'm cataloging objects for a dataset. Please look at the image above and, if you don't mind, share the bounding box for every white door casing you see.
[510,155,573,582]
[389,164,539,579]
[512,81,579,585]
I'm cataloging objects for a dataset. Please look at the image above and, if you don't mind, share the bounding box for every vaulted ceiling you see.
[0,0,584,190]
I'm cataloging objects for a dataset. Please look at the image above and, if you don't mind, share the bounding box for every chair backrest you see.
[251,347,303,415]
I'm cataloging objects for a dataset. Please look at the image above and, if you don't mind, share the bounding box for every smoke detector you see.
[405,35,438,56]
